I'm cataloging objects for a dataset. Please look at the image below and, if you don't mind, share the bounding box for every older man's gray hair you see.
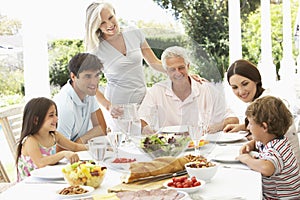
[161,46,190,70]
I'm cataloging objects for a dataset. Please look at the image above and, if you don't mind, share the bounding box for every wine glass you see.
[106,131,126,159]
[88,138,107,166]
[188,123,204,156]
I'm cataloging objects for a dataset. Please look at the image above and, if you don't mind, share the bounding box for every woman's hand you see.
[110,105,124,118]
[190,74,208,84]
[223,123,245,133]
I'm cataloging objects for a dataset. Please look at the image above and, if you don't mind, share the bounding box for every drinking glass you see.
[115,103,140,144]
[188,123,204,156]
[88,138,107,166]
[146,106,159,132]
[199,111,211,135]
[106,131,126,159]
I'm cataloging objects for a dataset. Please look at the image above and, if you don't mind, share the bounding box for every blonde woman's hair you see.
[84,1,115,52]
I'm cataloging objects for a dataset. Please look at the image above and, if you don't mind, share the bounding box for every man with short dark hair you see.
[54,53,106,151]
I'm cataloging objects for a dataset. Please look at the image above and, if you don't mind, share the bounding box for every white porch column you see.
[228,0,242,66]
[22,3,50,102]
[279,0,296,81]
[257,0,277,89]
[278,0,297,113]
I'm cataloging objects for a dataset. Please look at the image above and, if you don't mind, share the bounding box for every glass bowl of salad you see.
[131,132,190,159]
[62,160,107,188]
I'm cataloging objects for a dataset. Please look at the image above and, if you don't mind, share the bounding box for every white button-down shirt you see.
[138,78,235,129]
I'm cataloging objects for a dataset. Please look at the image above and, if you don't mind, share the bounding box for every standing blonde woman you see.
[85,1,164,111]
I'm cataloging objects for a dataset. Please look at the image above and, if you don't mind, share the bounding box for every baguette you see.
[122,156,190,183]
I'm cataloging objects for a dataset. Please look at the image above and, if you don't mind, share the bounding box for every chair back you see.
[0,104,24,159]
[0,161,10,183]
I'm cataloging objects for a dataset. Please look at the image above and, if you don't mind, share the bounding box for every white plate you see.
[163,179,205,194]
[212,153,240,163]
[159,125,188,133]
[31,165,64,179]
[205,132,247,143]
[56,185,94,199]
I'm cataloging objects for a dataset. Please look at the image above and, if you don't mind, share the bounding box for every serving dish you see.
[132,132,190,159]
[56,185,94,199]
[163,177,205,194]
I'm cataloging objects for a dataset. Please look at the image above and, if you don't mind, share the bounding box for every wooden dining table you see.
[0,132,262,200]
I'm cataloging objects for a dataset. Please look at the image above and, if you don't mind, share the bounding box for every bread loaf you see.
[122,156,190,183]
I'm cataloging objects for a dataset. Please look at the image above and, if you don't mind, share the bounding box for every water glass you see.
[116,103,140,144]
[88,138,107,166]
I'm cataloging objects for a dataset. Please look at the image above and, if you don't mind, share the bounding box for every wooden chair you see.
[0,161,10,183]
[0,104,24,159]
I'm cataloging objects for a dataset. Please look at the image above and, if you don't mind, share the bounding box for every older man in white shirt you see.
[139,46,238,134]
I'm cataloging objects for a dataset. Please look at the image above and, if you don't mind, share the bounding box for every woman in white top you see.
[85,1,165,108]
[223,59,300,166]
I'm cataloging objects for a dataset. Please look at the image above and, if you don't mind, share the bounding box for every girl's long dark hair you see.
[15,97,57,172]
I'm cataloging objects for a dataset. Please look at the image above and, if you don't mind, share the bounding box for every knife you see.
[133,170,187,184]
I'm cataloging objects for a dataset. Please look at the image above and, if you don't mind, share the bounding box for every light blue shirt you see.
[53,80,99,142]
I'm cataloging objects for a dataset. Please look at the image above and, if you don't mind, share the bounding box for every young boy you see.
[237,95,300,199]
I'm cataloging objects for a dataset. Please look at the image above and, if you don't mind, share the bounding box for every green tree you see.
[152,0,260,81]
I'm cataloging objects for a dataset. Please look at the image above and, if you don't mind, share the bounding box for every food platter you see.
[104,156,136,172]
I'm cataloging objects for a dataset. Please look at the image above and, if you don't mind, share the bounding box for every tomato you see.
[193,181,201,186]
[175,182,183,188]
[167,182,174,187]
[191,176,197,183]
[180,176,188,182]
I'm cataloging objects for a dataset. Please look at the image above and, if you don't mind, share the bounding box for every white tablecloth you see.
[0,141,262,200]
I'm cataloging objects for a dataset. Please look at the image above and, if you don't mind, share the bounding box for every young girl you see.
[16,97,87,181]
[237,96,300,199]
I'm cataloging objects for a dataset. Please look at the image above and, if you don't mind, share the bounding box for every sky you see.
[0,0,179,39]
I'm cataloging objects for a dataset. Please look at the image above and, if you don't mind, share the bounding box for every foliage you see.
[152,0,260,81]
[48,39,84,87]
[241,2,299,79]
[0,15,21,35]
[48,39,106,88]
[0,64,23,95]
